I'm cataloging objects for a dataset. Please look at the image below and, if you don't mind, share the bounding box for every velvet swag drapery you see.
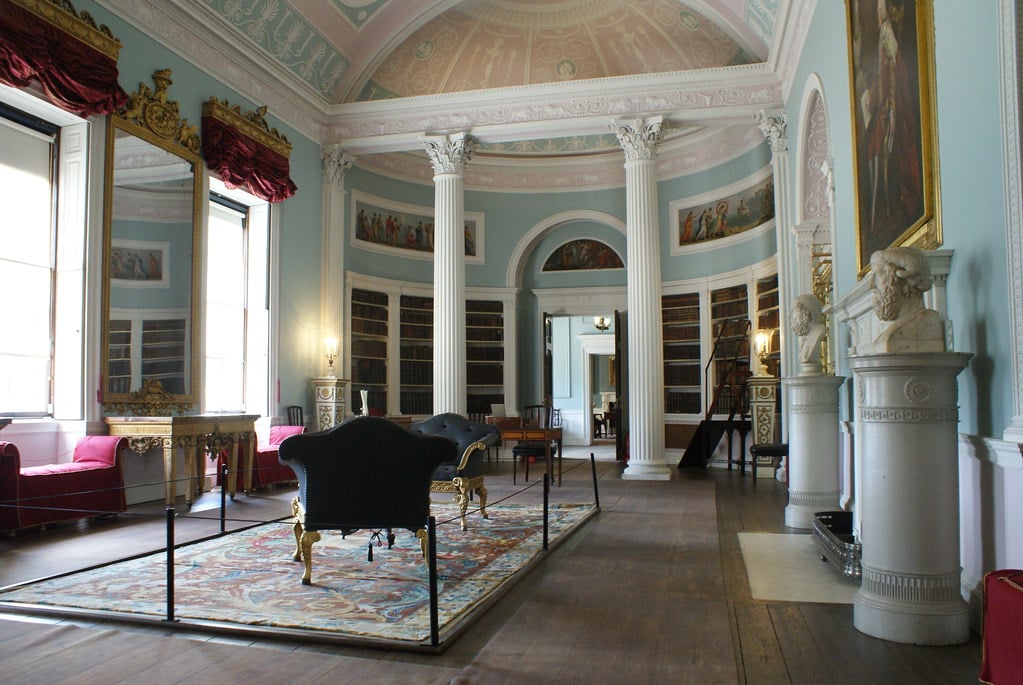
[0,0,128,116]
[201,98,297,204]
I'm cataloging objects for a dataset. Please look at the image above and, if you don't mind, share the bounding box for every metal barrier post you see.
[590,452,600,509]
[428,515,439,647]
[543,473,550,550]
[165,506,176,622]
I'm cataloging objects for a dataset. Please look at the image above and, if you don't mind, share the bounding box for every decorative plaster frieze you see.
[858,407,959,423]
[802,91,831,221]
[861,566,962,604]
[789,404,839,414]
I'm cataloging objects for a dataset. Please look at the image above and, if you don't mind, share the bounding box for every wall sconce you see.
[753,329,773,376]
[324,335,339,376]
[593,315,611,331]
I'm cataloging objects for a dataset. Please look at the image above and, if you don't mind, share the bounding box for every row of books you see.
[665,391,702,414]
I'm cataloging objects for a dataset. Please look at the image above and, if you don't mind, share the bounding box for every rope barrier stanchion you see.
[590,452,600,509]
[220,463,228,533]
[428,515,439,648]
[542,473,550,551]
[165,506,177,623]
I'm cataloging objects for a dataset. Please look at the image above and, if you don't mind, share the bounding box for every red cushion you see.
[980,569,1023,685]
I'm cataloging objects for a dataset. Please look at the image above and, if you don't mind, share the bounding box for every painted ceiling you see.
[204,0,777,105]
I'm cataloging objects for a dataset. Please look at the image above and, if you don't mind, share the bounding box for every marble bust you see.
[869,247,946,353]
[790,293,826,375]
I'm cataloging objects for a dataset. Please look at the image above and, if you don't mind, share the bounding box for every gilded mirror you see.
[101,70,202,414]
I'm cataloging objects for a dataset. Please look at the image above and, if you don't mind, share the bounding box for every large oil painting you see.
[847,0,940,275]
[350,190,484,264]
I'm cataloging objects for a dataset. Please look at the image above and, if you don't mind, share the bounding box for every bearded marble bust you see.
[791,293,826,375]
[869,247,945,353]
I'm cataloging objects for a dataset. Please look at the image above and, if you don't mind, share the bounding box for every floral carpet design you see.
[0,502,595,644]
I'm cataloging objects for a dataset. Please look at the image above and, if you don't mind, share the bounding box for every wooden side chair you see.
[511,404,561,484]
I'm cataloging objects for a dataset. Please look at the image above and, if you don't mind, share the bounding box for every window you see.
[0,90,88,418]
[203,178,270,415]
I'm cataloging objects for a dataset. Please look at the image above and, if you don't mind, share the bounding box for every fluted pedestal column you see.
[783,375,845,529]
[613,118,669,480]
[850,352,971,645]
[312,376,348,431]
[422,133,474,416]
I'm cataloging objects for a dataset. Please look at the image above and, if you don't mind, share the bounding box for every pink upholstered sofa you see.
[216,424,305,492]
[0,436,128,533]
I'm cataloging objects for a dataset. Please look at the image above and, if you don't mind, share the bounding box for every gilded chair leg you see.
[477,484,489,520]
[300,530,321,585]
[452,476,469,530]
[416,528,428,558]
[291,497,303,561]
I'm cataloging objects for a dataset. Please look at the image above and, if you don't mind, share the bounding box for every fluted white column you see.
[422,133,475,416]
[320,145,354,378]
[613,117,670,481]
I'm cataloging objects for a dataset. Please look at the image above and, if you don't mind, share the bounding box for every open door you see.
[614,309,627,461]
[542,311,554,405]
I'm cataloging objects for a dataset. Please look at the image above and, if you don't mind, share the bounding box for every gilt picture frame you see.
[846,0,941,276]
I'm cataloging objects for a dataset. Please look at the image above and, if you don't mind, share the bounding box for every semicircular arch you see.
[506,209,626,288]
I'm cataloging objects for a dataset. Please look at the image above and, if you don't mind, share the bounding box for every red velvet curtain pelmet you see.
[0,0,128,116]
[202,116,297,204]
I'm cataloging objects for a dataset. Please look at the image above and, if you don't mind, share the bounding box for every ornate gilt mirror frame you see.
[101,69,202,415]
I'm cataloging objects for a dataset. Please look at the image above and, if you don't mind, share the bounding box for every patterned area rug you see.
[0,502,596,646]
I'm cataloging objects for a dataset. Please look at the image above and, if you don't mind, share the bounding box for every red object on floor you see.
[980,569,1023,685]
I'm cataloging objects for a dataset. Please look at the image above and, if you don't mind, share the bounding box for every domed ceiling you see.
[356,0,757,101]
[127,0,787,187]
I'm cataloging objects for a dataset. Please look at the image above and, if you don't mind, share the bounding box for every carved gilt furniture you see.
[409,412,501,530]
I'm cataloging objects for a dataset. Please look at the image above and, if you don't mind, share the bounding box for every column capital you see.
[421,132,476,175]
[611,116,664,161]
[321,144,355,187]
[755,108,788,154]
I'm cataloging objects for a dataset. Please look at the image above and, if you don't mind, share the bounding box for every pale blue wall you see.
[788,0,1011,437]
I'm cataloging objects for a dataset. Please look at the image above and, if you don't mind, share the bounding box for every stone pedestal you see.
[783,375,845,529]
[748,375,779,479]
[849,352,971,645]
[312,376,348,431]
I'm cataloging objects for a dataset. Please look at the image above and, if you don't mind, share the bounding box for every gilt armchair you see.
[277,416,455,585]
[409,412,501,530]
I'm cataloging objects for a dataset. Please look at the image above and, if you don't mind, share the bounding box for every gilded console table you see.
[105,414,257,506]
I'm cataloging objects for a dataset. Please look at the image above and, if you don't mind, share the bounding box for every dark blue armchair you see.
[410,412,501,530]
[278,416,455,584]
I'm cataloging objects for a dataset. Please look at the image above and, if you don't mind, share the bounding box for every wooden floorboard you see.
[0,451,983,684]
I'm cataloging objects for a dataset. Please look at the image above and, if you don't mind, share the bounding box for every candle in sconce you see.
[360,389,368,415]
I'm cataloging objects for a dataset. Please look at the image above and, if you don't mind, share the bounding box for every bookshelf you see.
[466,299,505,415]
[661,292,701,415]
[399,294,433,415]
[755,274,781,377]
[709,284,750,417]
[346,274,517,417]
[350,287,389,415]
[107,310,188,395]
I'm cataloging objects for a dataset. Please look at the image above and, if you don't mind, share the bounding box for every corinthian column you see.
[612,117,670,481]
[320,144,355,374]
[422,133,475,415]
[756,109,794,383]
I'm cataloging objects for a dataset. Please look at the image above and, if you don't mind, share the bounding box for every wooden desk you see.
[105,414,257,506]
[487,417,563,486]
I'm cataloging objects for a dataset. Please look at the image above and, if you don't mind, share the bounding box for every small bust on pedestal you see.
[790,293,826,376]
[869,247,945,353]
